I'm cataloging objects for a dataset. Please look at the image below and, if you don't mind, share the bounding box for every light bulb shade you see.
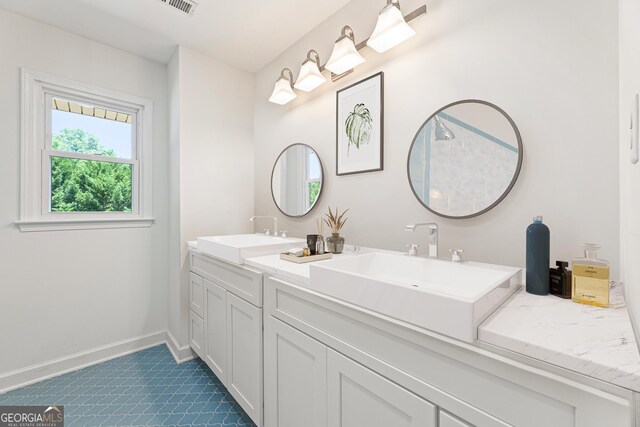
[269,69,297,105]
[294,53,326,92]
[434,115,455,141]
[325,29,365,75]
[367,3,416,53]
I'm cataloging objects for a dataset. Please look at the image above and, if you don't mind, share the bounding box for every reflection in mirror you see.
[408,100,523,218]
[271,144,323,217]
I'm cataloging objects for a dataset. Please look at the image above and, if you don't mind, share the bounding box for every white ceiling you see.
[0,0,351,72]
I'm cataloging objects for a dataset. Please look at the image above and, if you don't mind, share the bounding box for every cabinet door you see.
[440,410,474,427]
[189,272,204,317]
[264,317,327,427]
[227,293,263,426]
[327,349,436,427]
[204,279,227,383]
[189,310,204,358]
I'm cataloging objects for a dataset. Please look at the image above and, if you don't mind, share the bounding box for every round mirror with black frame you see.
[271,143,324,218]
[407,100,523,219]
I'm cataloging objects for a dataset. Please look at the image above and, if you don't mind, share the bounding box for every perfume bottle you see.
[571,244,610,308]
[550,261,572,299]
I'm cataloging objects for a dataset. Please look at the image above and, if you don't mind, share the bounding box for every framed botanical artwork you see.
[336,72,384,175]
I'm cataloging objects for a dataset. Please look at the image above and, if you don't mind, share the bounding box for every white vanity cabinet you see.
[265,317,443,427]
[264,276,636,427]
[189,251,263,426]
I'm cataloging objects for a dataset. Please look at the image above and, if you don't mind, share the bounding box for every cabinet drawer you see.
[189,310,204,359]
[189,272,205,317]
[190,251,263,307]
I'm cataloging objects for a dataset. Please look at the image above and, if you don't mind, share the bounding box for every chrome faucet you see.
[450,249,464,263]
[249,216,278,236]
[405,223,438,259]
[406,244,419,257]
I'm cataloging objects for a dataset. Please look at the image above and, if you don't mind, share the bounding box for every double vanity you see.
[186,233,640,427]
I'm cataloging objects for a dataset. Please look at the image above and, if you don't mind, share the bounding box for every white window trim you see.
[17,68,154,232]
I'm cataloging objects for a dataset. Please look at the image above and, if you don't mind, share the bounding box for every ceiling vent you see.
[157,0,198,16]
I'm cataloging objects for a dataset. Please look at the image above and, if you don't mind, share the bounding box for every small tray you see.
[280,252,333,264]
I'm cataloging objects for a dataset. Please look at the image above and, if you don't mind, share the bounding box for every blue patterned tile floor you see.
[0,345,256,426]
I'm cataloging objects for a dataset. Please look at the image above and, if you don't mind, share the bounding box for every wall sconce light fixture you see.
[269,3,427,105]
[325,26,366,75]
[269,68,297,105]
[294,50,327,92]
[367,0,416,53]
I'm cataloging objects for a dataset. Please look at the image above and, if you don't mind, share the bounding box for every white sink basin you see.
[309,253,522,343]
[197,234,304,265]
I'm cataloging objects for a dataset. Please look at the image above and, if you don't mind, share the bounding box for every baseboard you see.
[166,331,196,364]
[0,331,167,395]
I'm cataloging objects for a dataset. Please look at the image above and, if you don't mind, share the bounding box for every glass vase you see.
[326,233,345,254]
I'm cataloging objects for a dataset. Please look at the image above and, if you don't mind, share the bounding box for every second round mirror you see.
[408,100,523,219]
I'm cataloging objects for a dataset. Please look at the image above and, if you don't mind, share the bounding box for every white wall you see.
[168,46,254,347]
[0,9,169,374]
[619,0,640,335]
[168,48,182,349]
[254,0,620,275]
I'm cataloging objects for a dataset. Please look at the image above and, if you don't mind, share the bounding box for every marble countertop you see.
[478,283,640,392]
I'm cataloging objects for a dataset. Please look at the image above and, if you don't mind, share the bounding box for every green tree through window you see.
[51,129,132,212]
[309,181,320,207]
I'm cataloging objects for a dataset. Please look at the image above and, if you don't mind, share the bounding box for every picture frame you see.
[336,72,384,175]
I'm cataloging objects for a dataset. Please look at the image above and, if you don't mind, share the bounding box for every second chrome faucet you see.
[249,216,278,236]
[405,223,438,259]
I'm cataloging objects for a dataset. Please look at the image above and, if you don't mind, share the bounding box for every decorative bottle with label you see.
[550,261,572,299]
[571,244,610,308]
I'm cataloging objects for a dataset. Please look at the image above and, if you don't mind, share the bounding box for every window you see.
[305,149,321,210]
[19,69,153,231]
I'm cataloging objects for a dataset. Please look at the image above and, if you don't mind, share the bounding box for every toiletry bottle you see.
[526,215,550,295]
[307,235,319,255]
[572,244,610,307]
[550,261,572,299]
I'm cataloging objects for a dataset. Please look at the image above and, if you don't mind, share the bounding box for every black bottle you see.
[526,216,550,295]
[550,261,572,299]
